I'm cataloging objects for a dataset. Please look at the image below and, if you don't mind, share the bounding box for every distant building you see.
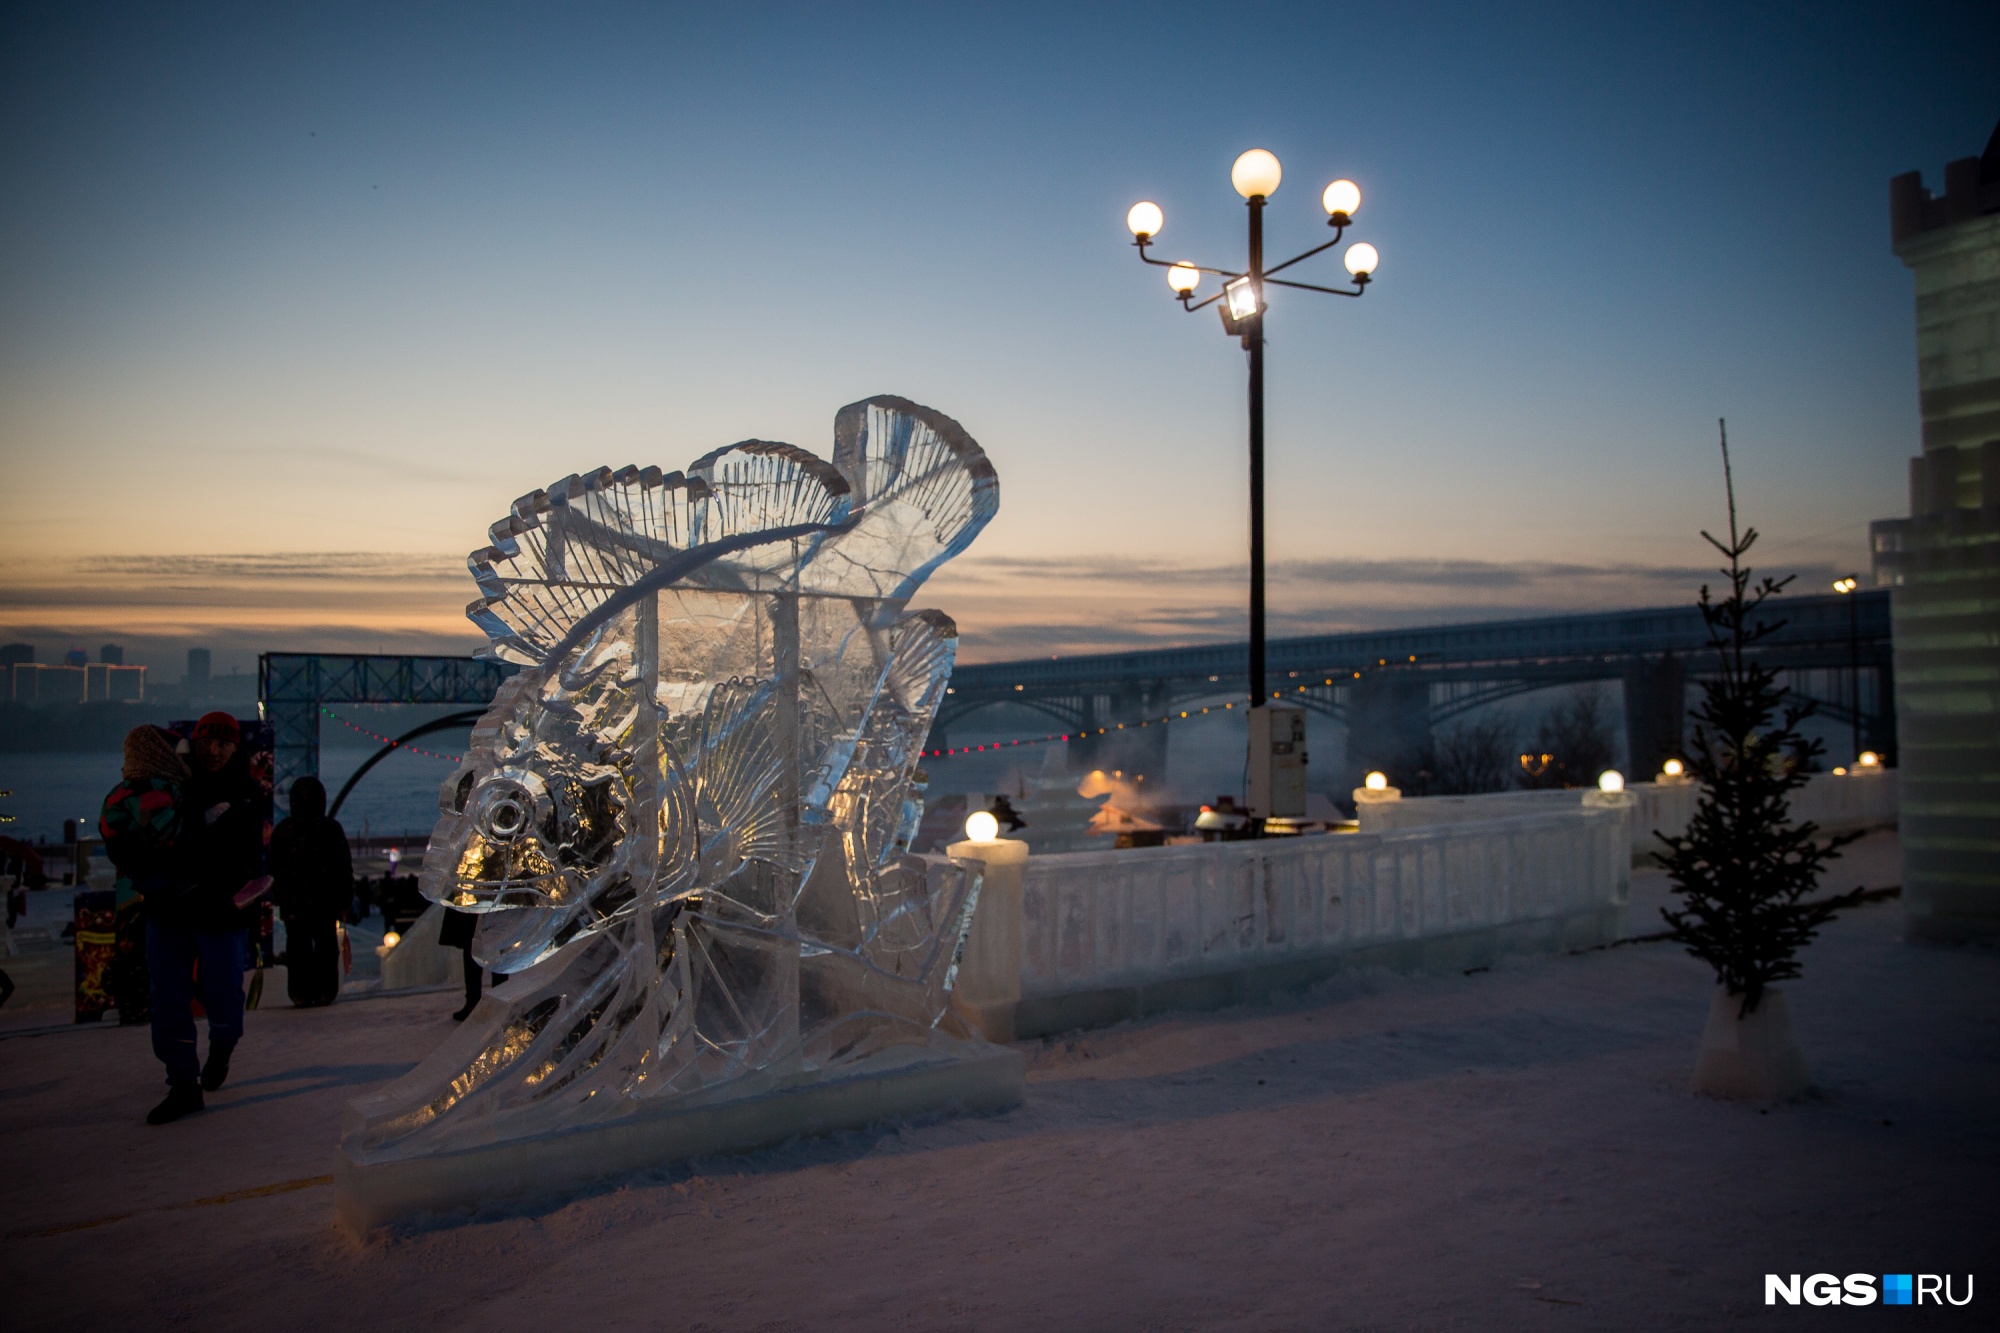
[86,662,146,702]
[186,647,212,690]
[0,644,31,668]
[1874,118,2000,943]
[10,663,88,704]
[99,644,124,665]
[62,648,87,668]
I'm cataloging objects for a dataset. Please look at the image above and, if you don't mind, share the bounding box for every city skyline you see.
[3,3,1994,672]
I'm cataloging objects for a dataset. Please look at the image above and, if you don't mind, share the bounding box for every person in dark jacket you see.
[140,712,265,1124]
[269,776,351,1008]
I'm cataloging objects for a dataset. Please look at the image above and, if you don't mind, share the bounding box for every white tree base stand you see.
[336,1041,1025,1236]
[1690,987,1811,1101]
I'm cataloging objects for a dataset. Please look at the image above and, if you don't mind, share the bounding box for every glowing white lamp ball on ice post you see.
[1584,769,1633,808]
[964,810,1001,844]
[1354,769,1401,806]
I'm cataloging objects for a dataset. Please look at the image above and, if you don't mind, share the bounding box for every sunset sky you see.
[3,2,1994,674]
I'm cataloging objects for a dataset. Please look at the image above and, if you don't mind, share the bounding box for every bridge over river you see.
[257,590,1891,812]
[935,589,1893,785]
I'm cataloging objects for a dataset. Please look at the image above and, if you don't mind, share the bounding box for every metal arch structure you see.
[327,709,487,821]
[260,653,517,815]
[933,590,1894,779]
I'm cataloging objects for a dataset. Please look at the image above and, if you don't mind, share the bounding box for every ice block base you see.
[336,1041,1025,1236]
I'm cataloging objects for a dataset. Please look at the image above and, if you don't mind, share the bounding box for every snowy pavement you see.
[3,830,1994,1330]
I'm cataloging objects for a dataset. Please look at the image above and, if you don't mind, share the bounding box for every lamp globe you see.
[1126,201,1164,239]
[1231,149,1282,199]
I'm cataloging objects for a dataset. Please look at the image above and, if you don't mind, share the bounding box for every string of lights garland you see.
[922,703,1239,758]
[319,706,465,762]
[922,668,1397,758]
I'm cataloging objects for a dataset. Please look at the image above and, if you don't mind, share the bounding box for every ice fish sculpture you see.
[347,396,998,1154]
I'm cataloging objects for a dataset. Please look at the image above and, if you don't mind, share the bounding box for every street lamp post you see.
[1126,150,1379,810]
[1834,575,1862,761]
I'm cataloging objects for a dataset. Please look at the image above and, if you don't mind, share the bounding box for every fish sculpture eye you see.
[471,771,544,843]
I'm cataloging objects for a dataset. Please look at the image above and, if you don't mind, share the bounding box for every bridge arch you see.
[933,591,1895,783]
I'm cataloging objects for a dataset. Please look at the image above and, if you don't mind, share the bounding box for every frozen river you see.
[0,701,1298,847]
[0,746,461,846]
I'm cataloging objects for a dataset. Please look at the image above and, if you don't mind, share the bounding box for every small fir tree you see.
[1658,422,1866,1016]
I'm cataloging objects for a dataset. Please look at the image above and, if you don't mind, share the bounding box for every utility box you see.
[1247,705,1308,819]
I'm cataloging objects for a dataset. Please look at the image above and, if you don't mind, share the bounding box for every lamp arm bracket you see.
[1180,290,1226,312]
[1134,240,1243,279]
[1260,225,1348,279]
[1264,276,1366,297]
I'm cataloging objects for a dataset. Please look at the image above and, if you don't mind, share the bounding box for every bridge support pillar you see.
[1063,695,1100,773]
[1345,675,1431,793]
[1622,654,1686,779]
[1863,658,1897,762]
[1066,687,1170,783]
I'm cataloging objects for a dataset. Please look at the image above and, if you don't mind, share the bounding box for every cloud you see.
[942,552,1728,589]
[925,551,1841,662]
[66,552,465,581]
[1,545,1843,674]
[0,552,480,670]
[187,445,472,488]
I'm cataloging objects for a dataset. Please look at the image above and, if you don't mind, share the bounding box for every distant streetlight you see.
[1126,148,1379,810]
[1833,575,1862,761]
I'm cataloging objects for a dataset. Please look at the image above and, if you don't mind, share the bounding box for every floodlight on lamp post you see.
[1125,148,1380,803]
[1833,575,1862,762]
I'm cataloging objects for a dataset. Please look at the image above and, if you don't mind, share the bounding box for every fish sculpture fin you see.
[465,448,854,665]
[818,395,999,605]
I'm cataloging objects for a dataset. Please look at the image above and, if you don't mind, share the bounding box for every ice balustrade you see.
[346,395,1002,1159]
[952,806,1631,1035]
[1356,771,1897,858]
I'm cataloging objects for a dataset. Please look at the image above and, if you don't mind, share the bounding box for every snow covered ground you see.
[3,830,1993,1330]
